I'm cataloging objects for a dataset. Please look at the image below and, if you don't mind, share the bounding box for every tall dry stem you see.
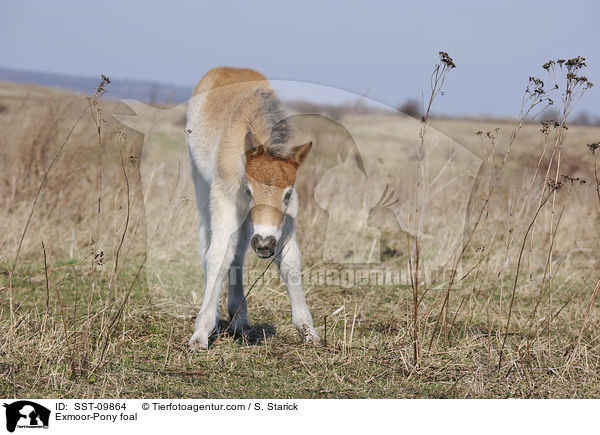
[410,51,455,365]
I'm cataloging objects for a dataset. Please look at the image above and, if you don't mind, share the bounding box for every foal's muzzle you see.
[251,234,276,258]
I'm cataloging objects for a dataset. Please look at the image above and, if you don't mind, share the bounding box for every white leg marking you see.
[189,190,240,350]
[276,222,320,344]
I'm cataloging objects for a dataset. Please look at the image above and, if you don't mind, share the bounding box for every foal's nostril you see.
[251,235,276,257]
[265,235,276,251]
[251,235,276,249]
[251,235,259,251]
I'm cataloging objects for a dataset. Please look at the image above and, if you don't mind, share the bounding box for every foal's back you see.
[193,67,267,97]
[186,67,273,184]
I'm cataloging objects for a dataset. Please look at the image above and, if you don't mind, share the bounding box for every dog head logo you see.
[3,401,50,432]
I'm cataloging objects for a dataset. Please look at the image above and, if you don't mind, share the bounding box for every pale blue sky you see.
[1,0,598,117]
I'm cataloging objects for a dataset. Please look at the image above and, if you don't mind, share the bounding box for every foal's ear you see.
[245,130,261,151]
[291,141,312,167]
[245,131,265,159]
[245,144,265,160]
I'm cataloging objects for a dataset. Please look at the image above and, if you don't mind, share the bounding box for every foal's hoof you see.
[188,344,208,353]
[188,334,209,352]
[188,342,208,353]
[300,325,321,346]
[304,333,322,346]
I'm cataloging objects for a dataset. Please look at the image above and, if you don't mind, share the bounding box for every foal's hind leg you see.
[227,217,252,335]
[190,164,211,264]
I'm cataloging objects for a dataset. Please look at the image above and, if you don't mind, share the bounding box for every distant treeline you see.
[1,67,598,125]
[0,67,192,104]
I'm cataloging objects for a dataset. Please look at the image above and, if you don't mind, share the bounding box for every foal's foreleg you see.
[189,192,240,350]
[276,231,320,344]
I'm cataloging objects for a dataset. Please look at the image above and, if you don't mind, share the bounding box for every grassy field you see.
[1,73,600,398]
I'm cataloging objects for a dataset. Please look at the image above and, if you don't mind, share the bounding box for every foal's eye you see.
[244,186,252,198]
[283,190,292,203]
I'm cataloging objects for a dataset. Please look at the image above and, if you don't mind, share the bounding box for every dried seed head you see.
[560,174,586,185]
[547,178,564,191]
[565,56,586,71]
[542,60,555,70]
[438,51,456,69]
[587,142,600,153]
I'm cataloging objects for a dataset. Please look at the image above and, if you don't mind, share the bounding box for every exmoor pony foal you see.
[186,67,320,350]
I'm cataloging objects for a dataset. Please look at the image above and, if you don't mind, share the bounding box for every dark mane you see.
[254,88,292,157]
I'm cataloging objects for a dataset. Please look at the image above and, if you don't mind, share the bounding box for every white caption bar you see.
[0,399,597,434]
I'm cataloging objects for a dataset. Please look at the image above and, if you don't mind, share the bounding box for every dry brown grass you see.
[1,66,600,398]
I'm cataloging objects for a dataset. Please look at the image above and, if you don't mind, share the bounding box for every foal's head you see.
[244,134,312,258]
